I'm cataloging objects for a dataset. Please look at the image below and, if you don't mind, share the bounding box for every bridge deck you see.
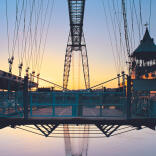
[0,90,156,128]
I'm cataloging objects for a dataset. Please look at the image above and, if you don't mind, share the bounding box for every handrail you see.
[89,74,128,90]
[31,75,69,91]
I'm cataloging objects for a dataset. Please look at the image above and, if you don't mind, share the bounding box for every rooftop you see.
[132,28,156,60]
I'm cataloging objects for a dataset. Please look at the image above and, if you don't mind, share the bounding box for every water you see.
[0,126,156,156]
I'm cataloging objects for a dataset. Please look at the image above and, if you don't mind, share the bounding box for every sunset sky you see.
[0,0,156,89]
[1,2,156,155]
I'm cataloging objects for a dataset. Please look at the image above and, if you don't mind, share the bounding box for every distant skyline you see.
[0,0,156,89]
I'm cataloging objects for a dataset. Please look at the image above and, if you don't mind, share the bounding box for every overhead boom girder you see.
[68,0,85,50]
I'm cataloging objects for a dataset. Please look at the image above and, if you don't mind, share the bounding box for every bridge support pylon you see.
[63,32,90,90]
[63,0,90,90]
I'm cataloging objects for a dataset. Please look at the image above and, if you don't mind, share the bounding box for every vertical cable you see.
[149,0,152,32]
[5,0,10,59]
[39,0,55,74]
[101,0,118,74]
[78,52,81,89]
[72,52,75,90]
[139,0,143,35]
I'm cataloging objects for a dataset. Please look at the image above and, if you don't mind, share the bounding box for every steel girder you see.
[63,35,72,90]
[81,32,90,89]
[68,0,85,48]
[63,33,90,89]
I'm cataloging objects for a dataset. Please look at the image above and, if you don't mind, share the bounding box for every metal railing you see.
[131,91,156,118]
[0,91,23,117]
[29,91,126,118]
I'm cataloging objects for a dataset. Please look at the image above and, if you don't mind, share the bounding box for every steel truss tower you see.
[63,0,90,89]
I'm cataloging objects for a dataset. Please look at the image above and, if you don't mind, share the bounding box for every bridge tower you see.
[63,0,90,90]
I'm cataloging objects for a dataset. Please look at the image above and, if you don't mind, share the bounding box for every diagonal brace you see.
[34,124,59,137]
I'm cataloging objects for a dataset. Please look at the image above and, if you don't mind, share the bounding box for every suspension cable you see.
[31,0,43,72]
[38,0,55,74]
[108,0,121,74]
[116,0,127,70]
[112,0,125,72]
[12,0,24,59]
[149,0,152,32]
[101,0,118,74]
[129,0,135,50]
[34,0,44,73]
[121,0,131,74]
[139,0,143,36]
[35,0,50,74]
[5,0,10,59]
[25,0,35,72]
[132,0,141,41]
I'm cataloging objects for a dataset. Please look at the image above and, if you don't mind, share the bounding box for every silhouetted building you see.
[131,28,156,79]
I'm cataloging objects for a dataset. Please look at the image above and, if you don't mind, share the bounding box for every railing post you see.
[23,76,29,119]
[76,93,80,116]
[122,71,125,95]
[100,92,103,117]
[127,75,132,119]
[52,92,55,116]
[30,93,32,117]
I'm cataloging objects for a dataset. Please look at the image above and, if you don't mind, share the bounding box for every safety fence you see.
[1,76,156,119]
[29,91,126,118]
[0,90,126,118]
[131,91,156,118]
[0,91,23,117]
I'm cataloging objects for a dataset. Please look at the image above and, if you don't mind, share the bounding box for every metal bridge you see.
[1,0,156,141]
[1,74,156,137]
